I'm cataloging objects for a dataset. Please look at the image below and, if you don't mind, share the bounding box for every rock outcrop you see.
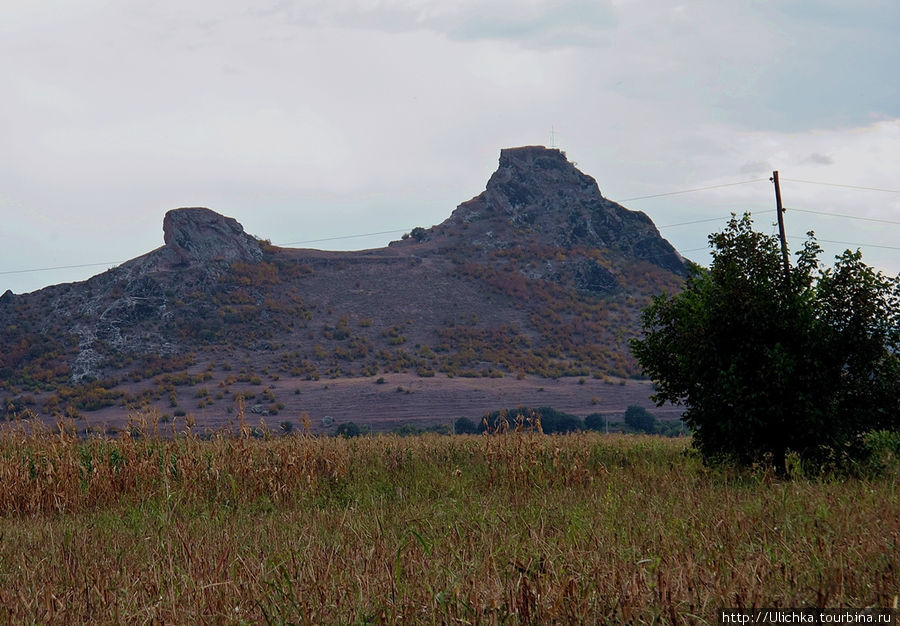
[162,207,262,266]
[439,146,686,275]
[0,147,689,407]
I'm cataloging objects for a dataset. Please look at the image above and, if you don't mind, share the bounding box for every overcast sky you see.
[2,0,898,294]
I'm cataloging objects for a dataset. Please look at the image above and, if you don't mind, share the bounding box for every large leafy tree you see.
[631,214,899,474]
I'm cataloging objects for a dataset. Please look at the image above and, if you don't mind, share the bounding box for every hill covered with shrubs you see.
[0,147,685,423]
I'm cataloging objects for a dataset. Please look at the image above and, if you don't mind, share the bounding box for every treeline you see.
[452,405,685,437]
[323,406,684,439]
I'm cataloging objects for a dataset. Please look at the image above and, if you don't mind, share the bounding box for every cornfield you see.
[0,412,897,624]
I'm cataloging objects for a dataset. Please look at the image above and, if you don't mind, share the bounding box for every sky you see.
[2,0,898,295]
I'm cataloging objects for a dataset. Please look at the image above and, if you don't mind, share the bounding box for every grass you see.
[0,418,897,624]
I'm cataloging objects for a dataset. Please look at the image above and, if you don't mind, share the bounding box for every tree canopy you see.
[631,214,900,474]
[624,405,657,434]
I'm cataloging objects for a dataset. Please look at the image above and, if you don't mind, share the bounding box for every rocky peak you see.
[497,145,569,168]
[484,145,599,211]
[441,146,686,274]
[162,207,262,266]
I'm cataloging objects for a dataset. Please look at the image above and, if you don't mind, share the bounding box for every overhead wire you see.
[657,209,776,229]
[785,236,900,251]
[278,229,408,246]
[0,261,121,276]
[619,178,899,258]
[781,179,900,194]
[784,207,900,226]
[616,178,768,202]
[3,176,897,278]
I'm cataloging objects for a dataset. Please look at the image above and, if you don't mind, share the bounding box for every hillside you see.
[0,146,686,428]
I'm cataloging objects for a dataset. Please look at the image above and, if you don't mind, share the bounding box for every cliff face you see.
[0,147,686,418]
[424,146,685,275]
[162,207,263,266]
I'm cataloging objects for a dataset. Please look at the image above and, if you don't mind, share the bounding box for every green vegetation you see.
[633,214,900,475]
[334,421,368,438]
[624,405,656,434]
[455,406,679,437]
[0,423,896,623]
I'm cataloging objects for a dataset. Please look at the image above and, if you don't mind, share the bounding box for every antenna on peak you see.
[549,126,557,148]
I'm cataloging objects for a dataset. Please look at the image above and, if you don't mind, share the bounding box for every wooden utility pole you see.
[771,171,790,279]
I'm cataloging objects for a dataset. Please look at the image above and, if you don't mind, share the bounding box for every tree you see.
[631,214,899,474]
[534,407,583,434]
[454,417,479,434]
[334,422,362,438]
[624,405,656,434]
[584,413,607,432]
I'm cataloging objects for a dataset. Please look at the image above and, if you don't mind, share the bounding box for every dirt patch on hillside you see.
[70,374,681,435]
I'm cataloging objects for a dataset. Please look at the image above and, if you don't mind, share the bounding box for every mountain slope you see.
[0,146,685,422]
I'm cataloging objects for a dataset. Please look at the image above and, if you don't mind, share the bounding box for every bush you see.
[454,417,479,434]
[584,413,606,432]
[392,423,451,436]
[537,407,584,434]
[334,422,363,438]
[860,430,900,474]
[624,406,656,434]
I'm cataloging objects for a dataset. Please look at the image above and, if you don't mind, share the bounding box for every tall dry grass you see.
[0,413,897,623]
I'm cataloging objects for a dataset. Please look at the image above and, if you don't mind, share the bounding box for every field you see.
[47,373,684,434]
[0,421,897,624]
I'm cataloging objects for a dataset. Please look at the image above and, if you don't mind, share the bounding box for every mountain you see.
[0,146,686,425]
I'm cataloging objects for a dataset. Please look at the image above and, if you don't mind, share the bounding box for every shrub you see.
[480,407,582,434]
[335,422,362,438]
[454,417,479,435]
[624,406,656,434]
[584,413,606,432]
[537,407,584,434]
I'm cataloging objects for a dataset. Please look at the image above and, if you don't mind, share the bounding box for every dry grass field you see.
[0,415,897,624]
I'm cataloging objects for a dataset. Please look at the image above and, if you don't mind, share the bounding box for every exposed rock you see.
[0,148,689,405]
[574,259,619,294]
[162,207,262,266]
[439,146,687,275]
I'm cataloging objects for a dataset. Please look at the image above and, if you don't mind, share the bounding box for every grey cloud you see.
[803,153,834,166]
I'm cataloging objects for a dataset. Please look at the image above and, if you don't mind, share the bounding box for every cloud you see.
[0,0,897,294]
[803,153,834,166]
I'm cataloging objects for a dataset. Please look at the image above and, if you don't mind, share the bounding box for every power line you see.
[786,236,900,251]
[617,178,768,202]
[5,175,896,278]
[278,229,408,246]
[681,235,900,258]
[0,261,120,276]
[657,209,776,229]
[0,230,412,276]
[781,178,900,194]
[785,207,900,226]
